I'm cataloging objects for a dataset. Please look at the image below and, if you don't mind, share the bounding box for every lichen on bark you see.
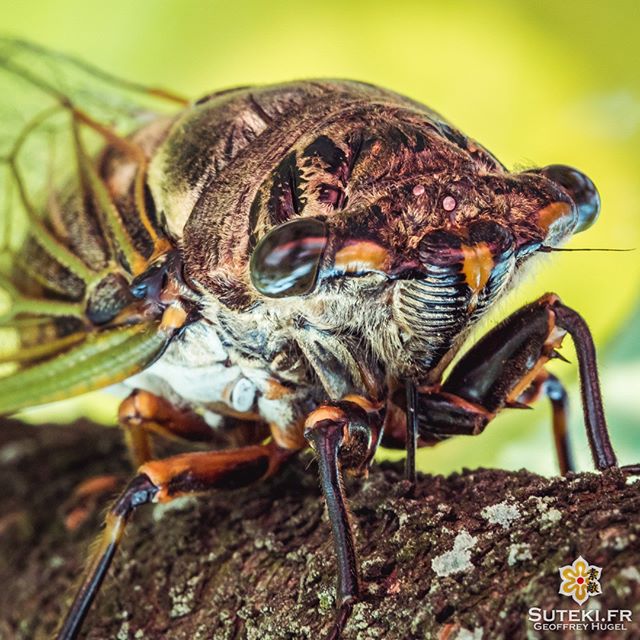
[1,419,639,639]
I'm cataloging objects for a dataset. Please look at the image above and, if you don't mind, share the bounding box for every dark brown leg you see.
[404,381,418,483]
[303,395,383,640]
[55,441,292,640]
[518,370,573,474]
[417,294,619,471]
[553,303,616,469]
[548,375,573,475]
[622,464,640,474]
[118,389,217,466]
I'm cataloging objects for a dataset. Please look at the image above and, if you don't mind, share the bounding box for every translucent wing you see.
[0,38,188,413]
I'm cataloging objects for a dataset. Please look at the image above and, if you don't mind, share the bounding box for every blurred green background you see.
[3,0,639,475]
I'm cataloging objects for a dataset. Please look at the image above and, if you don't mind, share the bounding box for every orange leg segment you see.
[118,389,216,467]
[55,440,293,640]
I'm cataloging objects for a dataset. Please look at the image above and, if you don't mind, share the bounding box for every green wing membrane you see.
[0,322,170,416]
[0,40,185,417]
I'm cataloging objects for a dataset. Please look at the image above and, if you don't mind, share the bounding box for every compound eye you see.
[250,218,328,297]
[538,164,601,233]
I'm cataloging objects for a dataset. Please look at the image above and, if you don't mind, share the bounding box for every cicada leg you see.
[55,440,294,640]
[59,391,220,531]
[515,370,573,475]
[621,463,640,474]
[394,371,572,479]
[303,395,383,640]
[404,381,418,483]
[413,293,619,474]
[118,390,218,467]
[118,389,274,467]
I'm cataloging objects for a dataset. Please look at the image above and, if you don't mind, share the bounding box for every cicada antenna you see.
[540,246,635,253]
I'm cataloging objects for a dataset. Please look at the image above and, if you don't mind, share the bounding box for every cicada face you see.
[239,112,601,383]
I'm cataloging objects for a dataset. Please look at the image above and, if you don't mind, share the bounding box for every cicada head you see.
[247,136,601,384]
[169,86,601,389]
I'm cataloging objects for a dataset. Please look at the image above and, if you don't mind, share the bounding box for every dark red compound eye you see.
[250,218,329,297]
[537,164,601,233]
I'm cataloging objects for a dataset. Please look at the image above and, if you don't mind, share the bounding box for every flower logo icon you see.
[559,556,602,605]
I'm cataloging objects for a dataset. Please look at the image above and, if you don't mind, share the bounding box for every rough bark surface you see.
[0,419,639,640]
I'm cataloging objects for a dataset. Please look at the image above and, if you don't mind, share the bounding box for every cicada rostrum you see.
[0,39,635,640]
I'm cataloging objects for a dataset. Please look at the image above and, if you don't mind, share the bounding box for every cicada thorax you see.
[0,70,524,412]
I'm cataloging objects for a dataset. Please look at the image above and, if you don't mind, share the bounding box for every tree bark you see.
[0,419,639,640]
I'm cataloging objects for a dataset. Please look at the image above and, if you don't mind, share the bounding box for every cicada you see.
[0,39,635,640]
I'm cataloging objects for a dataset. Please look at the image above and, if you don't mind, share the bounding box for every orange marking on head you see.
[537,201,573,233]
[334,241,390,273]
[461,243,494,293]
